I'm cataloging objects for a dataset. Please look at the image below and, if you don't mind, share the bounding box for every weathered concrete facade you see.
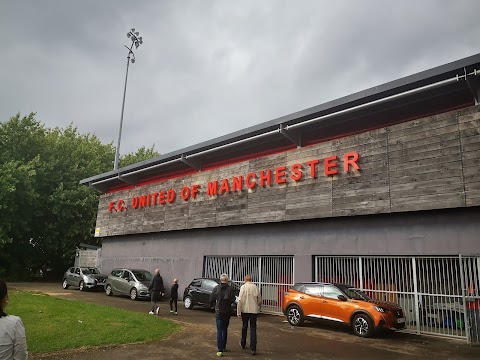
[94,105,480,291]
[99,206,480,294]
[95,105,480,238]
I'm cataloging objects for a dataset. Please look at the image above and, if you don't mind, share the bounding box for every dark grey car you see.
[62,267,107,291]
[104,268,153,300]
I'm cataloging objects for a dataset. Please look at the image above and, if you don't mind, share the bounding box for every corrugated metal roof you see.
[81,52,480,192]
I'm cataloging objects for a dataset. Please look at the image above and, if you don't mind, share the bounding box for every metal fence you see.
[314,255,480,344]
[204,256,294,314]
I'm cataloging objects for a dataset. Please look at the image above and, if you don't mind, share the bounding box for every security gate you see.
[314,255,480,343]
[204,256,294,314]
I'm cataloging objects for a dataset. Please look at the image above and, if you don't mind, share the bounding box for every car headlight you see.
[374,306,388,313]
[138,284,148,290]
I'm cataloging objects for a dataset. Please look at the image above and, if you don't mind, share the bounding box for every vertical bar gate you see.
[204,256,294,314]
[315,255,480,342]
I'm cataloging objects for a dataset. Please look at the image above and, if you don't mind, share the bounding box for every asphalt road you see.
[8,282,480,360]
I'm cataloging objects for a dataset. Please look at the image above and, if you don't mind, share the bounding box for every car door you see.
[117,270,128,294]
[200,279,218,305]
[299,285,324,319]
[111,270,124,294]
[188,279,203,305]
[66,267,75,285]
[320,285,351,323]
[71,267,81,286]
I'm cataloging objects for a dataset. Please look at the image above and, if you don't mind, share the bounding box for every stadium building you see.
[81,53,480,342]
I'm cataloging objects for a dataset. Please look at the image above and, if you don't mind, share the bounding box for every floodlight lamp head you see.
[127,32,131,38]
[131,58,135,63]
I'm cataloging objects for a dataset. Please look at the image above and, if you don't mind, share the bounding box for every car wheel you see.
[62,279,69,289]
[79,281,85,291]
[130,288,138,300]
[184,295,194,309]
[352,313,374,338]
[105,284,113,296]
[287,305,304,326]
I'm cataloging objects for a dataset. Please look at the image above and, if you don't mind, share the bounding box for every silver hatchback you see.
[104,268,152,300]
[62,267,107,291]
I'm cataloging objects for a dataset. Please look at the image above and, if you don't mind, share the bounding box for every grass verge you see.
[7,289,181,354]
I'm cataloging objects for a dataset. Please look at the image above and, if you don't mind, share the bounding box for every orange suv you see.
[283,282,406,337]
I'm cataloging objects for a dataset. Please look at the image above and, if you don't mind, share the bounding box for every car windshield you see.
[82,268,100,275]
[209,279,241,291]
[336,285,371,301]
[132,271,152,281]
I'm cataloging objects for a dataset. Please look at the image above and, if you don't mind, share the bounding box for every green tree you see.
[0,113,159,279]
[119,145,159,167]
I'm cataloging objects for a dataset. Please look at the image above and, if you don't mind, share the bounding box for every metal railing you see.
[204,255,294,314]
[314,255,480,343]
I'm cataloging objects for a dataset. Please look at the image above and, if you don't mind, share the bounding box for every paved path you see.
[9,282,480,359]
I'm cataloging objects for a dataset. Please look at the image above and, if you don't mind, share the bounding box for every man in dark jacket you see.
[209,273,236,357]
[148,269,164,315]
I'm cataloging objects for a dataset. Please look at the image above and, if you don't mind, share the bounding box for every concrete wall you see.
[99,206,480,296]
[74,249,99,268]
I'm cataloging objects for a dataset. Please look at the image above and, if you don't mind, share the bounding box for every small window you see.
[112,269,122,277]
[304,285,321,297]
[74,268,80,275]
[202,280,218,291]
[190,279,202,288]
[323,285,344,300]
[69,267,74,273]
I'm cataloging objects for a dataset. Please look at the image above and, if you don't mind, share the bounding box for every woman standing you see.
[0,280,28,359]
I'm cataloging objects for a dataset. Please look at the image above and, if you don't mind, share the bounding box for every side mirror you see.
[338,295,348,301]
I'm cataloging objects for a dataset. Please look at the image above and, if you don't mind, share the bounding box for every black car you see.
[183,278,240,310]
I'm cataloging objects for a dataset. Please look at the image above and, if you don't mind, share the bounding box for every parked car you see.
[283,282,406,337]
[62,267,107,291]
[104,268,153,300]
[183,278,240,310]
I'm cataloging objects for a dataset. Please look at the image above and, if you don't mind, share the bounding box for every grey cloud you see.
[1,0,479,159]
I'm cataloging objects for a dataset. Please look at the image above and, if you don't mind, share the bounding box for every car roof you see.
[113,268,150,272]
[294,282,354,287]
[192,277,219,281]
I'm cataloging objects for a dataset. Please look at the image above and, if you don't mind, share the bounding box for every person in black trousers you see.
[209,273,236,357]
[148,269,164,315]
[170,278,179,315]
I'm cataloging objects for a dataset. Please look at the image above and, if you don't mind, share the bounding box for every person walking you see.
[0,279,28,360]
[237,274,262,355]
[169,278,179,315]
[209,274,236,357]
[148,269,164,315]
[466,281,480,343]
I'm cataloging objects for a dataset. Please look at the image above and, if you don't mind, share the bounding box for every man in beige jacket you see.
[237,275,261,355]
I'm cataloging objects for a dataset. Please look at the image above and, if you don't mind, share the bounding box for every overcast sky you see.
[1,0,479,160]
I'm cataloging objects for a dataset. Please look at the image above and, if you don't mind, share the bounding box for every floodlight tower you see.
[113,28,144,170]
